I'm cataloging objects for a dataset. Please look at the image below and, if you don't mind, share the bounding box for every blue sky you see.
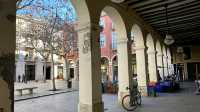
[17,0,77,23]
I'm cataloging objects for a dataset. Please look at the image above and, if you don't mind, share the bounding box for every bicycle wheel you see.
[122,95,137,111]
[136,92,142,105]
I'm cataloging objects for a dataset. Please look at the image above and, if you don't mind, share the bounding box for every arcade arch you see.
[131,24,148,94]
[146,34,158,82]
[156,40,164,80]
[100,6,131,102]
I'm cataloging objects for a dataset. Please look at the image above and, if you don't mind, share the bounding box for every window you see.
[99,18,105,28]
[100,33,106,48]
[112,32,117,49]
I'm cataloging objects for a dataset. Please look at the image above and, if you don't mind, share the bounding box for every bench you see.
[16,87,38,96]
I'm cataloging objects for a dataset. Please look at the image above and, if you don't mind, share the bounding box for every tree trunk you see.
[64,58,71,88]
[64,58,70,81]
[51,53,56,91]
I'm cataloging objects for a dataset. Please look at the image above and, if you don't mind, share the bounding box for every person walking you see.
[130,74,138,105]
[18,75,21,83]
[22,74,25,83]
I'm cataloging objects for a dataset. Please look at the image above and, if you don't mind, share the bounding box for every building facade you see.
[15,15,64,82]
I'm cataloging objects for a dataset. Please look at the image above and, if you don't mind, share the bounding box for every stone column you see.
[72,60,79,90]
[163,55,168,77]
[184,63,188,80]
[78,23,103,112]
[74,60,79,81]
[117,38,132,102]
[108,61,113,82]
[135,46,148,95]
[147,50,158,82]
[167,56,172,75]
[157,53,164,80]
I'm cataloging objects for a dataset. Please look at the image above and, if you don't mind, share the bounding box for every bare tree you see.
[23,19,51,83]
[16,0,35,10]
[18,0,76,90]
[53,22,77,87]
[25,16,61,91]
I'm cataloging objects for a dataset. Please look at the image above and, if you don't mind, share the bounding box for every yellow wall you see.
[172,45,200,64]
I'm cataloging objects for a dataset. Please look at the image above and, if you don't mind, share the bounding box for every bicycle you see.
[122,87,142,111]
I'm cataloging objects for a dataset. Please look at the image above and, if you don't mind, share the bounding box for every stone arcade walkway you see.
[15,82,200,112]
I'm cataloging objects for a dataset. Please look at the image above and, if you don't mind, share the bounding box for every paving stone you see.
[15,82,200,112]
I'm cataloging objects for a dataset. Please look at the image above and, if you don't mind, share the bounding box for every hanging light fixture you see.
[110,0,125,3]
[164,4,175,45]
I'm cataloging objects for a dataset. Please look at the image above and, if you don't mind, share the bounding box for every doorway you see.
[188,63,200,81]
[25,65,35,81]
[70,68,74,79]
[46,66,51,80]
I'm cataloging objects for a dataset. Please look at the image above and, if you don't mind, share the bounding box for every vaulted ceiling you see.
[121,0,200,45]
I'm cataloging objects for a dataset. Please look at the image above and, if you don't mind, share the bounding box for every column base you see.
[138,86,148,96]
[118,91,129,104]
[78,101,104,112]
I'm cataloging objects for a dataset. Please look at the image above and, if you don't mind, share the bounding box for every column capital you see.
[117,38,128,44]
[75,22,90,33]
[157,53,163,56]
[75,22,102,33]
[135,46,145,50]
[109,61,112,65]
[147,50,157,55]
[163,55,168,58]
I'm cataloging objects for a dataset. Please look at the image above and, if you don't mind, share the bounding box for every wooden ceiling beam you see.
[144,7,200,22]
[141,1,200,18]
[135,0,181,12]
[149,16,200,25]
[138,0,197,15]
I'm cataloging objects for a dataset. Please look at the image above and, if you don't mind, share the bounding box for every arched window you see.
[112,32,117,49]
[100,33,106,48]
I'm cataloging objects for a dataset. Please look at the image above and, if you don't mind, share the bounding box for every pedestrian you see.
[22,74,25,83]
[24,74,27,84]
[157,70,162,82]
[130,74,138,105]
[18,75,21,83]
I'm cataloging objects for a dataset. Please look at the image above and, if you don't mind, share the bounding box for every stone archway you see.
[156,40,164,80]
[71,1,104,112]
[131,24,148,95]
[101,6,131,102]
[146,34,158,82]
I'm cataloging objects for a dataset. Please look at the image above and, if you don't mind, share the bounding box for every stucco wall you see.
[191,46,200,60]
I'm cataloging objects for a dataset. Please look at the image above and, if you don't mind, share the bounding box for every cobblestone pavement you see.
[15,82,200,112]
[14,79,78,101]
